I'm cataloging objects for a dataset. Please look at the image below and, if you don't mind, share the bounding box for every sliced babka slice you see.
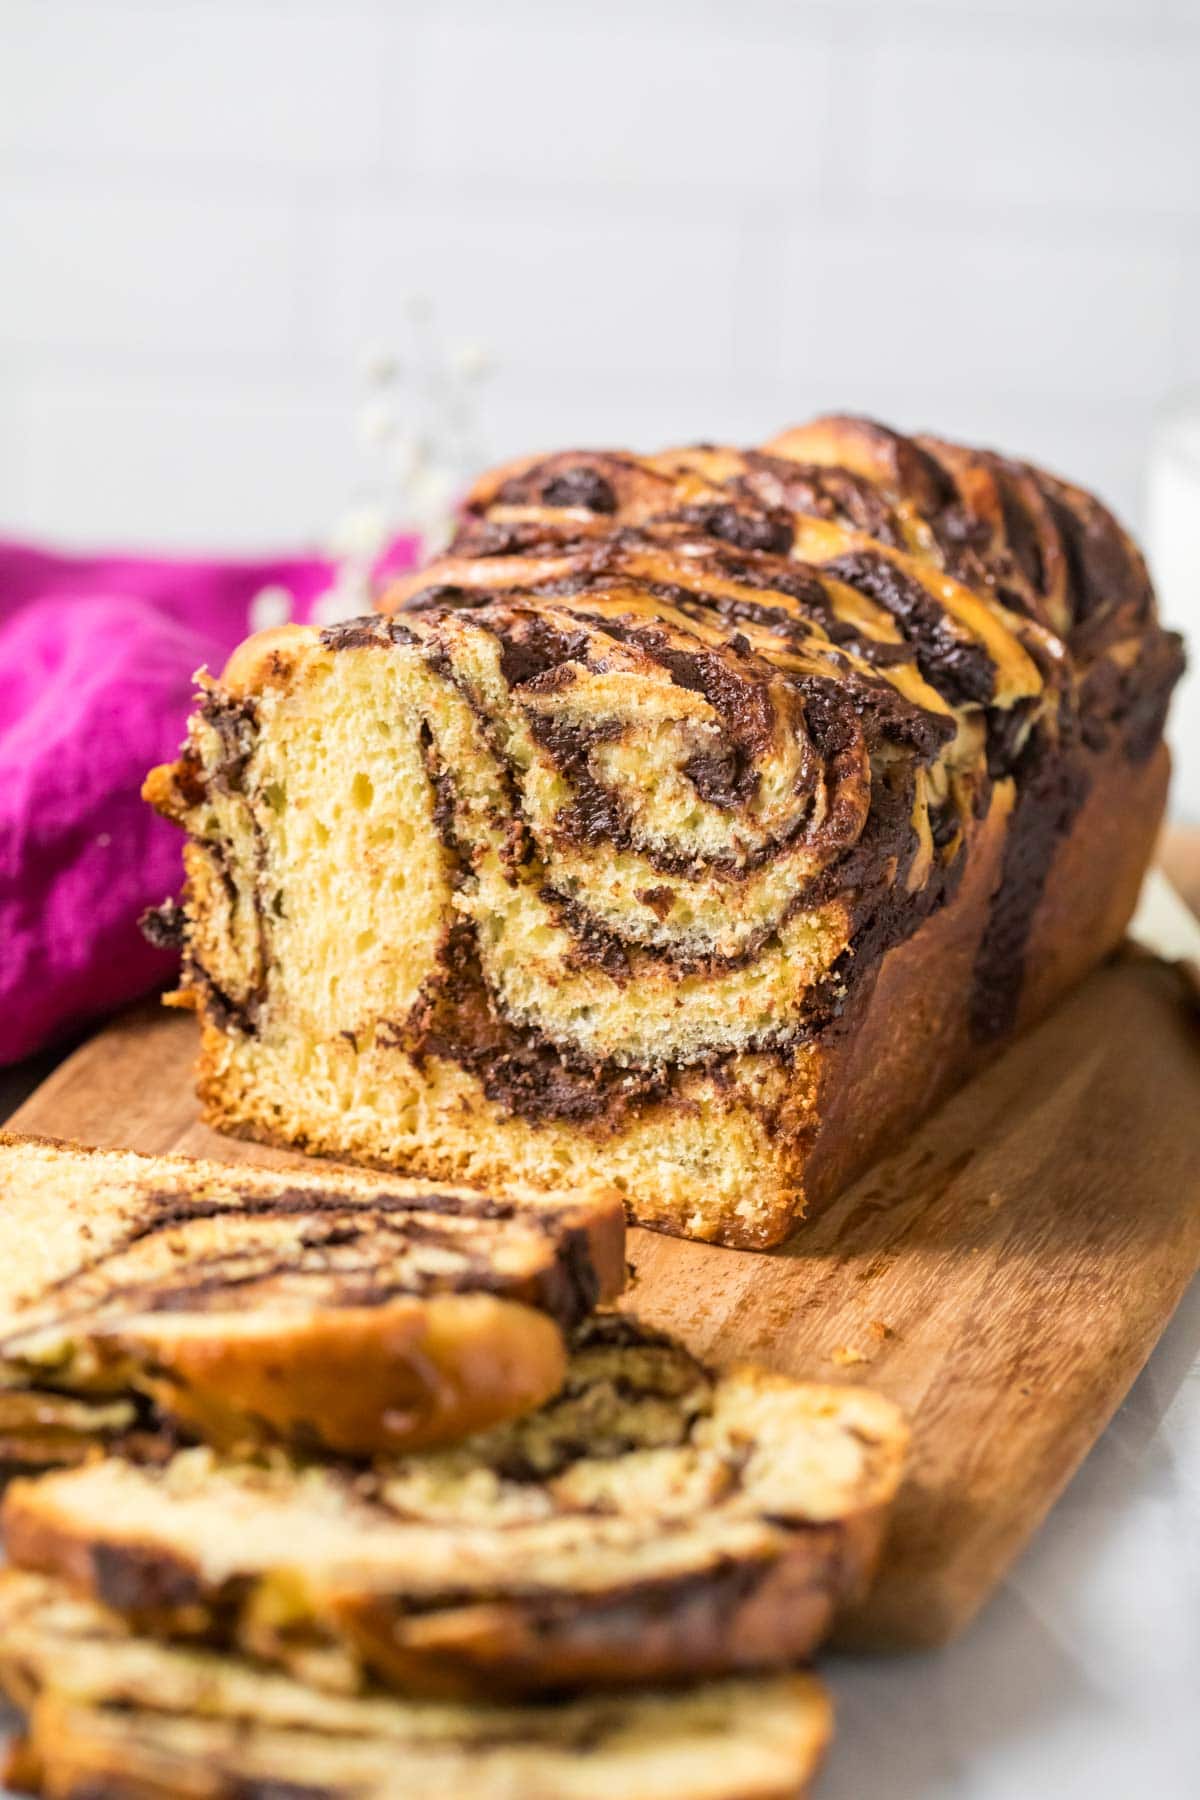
[0,1132,625,1460]
[0,1379,150,1473]
[0,1571,833,1800]
[3,1316,907,1697]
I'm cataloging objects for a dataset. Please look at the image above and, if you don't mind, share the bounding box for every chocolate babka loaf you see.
[0,1572,833,1800]
[3,1316,907,1697]
[145,416,1183,1246]
[0,1132,624,1460]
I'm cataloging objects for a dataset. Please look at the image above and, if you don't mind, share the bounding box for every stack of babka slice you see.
[0,1132,907,1798]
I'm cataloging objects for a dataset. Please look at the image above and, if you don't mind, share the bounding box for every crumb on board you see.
[830,1320,893,1366]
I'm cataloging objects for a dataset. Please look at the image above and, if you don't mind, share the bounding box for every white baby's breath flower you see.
[387,432,426,486]
[448,340,493,384]
[359,343,400,385]
[311,574,370,628]
[357,396,398,448]
[247,584,293,634]
[329,311,494,603]
[326,502,388,563]
[417,513,456,558]
[408,465,457,518]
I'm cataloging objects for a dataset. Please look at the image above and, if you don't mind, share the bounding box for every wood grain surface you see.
[8,950,1200,1650]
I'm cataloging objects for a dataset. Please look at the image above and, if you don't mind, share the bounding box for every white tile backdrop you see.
[2,0,1198,808]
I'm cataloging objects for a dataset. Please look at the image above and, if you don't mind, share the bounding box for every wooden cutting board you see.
[9,946,1200,1652]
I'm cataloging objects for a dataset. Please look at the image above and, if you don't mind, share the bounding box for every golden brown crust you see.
[330,1499,889,1698]
[0,1735,42,1798]
[1016,744,1169,1028]
[800,740,1169,1212]
[121,1295,569,1460]
[219,623,315,698]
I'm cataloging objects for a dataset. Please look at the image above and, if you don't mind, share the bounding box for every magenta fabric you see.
[0,538,419,1066]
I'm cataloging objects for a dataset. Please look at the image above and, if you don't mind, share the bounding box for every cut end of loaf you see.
[150,618,849,1245]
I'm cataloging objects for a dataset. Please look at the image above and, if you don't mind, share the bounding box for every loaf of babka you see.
[3,1315,907,1696]
[0,1571,833,1800]
[144,415,1183,1246]
[0,1132,624,1460]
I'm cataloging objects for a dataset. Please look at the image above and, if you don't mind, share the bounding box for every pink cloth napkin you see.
[0,538,419,1066]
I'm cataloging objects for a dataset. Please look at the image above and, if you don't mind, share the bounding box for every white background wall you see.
[2,0,1198,809]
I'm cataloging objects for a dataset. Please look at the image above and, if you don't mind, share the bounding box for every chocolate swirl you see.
[371,416,1180,1072]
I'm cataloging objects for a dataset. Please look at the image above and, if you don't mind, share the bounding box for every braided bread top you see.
[366,417,1178,1049]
